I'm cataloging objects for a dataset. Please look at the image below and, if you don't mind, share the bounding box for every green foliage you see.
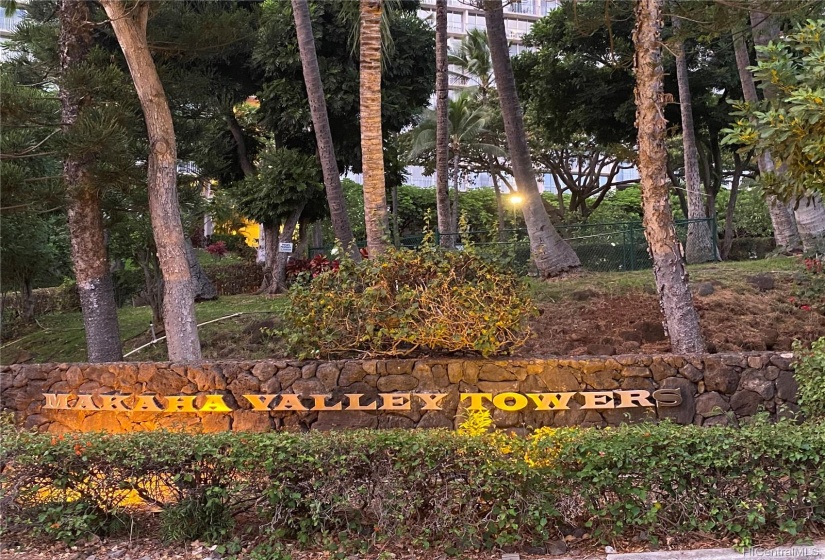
[280,247,536,358]
[723,20,825,199]
[160,486,234,544]
[793,337,825,419]
[2,421,824,550]
[29,500,114,545]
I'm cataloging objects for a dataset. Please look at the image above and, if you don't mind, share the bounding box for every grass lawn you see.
[1,294,284,364]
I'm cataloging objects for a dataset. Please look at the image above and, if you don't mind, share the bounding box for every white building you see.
[0,2,27,60]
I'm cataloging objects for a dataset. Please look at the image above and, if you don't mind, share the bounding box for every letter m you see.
[43,393,70,409]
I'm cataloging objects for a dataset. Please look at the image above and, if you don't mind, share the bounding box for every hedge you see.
[1,418,823,550]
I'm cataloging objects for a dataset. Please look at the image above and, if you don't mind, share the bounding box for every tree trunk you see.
[633,0,704,353]
[451,152,460,236]
[360,0,391,257]
[291,0,360,261]
[259,222,278,292]
[312,221,323,255]
[733,22,801,252]
[296,217,310,258]
[795,195,825,253]
[491,168,507,241]
[59,0,123,362]
[21,278,34,324]
[391,180,400,247]
[435,0,453,248]
[184,240,217,301]
[721,153,744,260]
[101,0,200,362]
[672,16,713,264]
[483,0,580,276]
[270,203,305,294]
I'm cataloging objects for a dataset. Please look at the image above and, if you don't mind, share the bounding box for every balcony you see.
[0,7,25,35]
[505,1,534,15]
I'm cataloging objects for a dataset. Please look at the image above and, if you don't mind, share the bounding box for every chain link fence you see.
[309,218,720,275]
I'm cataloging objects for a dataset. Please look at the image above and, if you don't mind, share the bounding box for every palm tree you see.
[448,28,494,102]
[434,0,452,247]
[360,0,391,256]
[291,0,361,261]
[632,0,704,352]
[408,91,506,238]
[447,29,509,240]
[671,15,714,263]
[482,0,580,276]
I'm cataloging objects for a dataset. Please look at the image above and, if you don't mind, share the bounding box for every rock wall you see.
[0,352,798,433]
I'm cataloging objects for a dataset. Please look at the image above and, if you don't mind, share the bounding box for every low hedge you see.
[1,419,823,550]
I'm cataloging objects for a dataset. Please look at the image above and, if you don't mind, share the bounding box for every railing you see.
[308,218,721,275]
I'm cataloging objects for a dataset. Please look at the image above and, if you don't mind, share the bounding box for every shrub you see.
[280,247,536,358]
[1,419,823,549]
[285,254,339,287]
[793,337,825,419]
[206,241,229,259]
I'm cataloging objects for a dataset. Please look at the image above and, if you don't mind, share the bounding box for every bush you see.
[793,337,825,419]
[2,420,823,549]
[280,247,536,358]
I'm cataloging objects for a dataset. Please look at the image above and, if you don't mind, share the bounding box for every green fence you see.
[308,218,720,274]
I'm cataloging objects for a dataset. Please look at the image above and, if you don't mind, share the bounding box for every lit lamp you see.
[510,194,523,224]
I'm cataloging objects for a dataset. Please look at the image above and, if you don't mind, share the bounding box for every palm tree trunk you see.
[60,0,123,362]
[733,22,801,252]
[101,0,200,362]
[633,0,704,353]
[491,167,507,242]
[291,0,360,261]
[270,203,306,294]
[483,0,580,276]
[673,16,714,264]
[451,152,460,235]
[435,0,453,248]
[360,0,391,256]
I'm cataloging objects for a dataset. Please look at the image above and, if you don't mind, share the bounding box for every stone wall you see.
[0,352,799,433]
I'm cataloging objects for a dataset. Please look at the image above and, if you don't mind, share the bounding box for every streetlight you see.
[510,194,523,226]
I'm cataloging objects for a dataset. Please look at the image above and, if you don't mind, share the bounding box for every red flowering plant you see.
[285,254,340,286]
[791,255,825,314]
[205,241,228,259]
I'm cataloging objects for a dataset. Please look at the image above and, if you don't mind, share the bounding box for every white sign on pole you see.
[278,242,294,253]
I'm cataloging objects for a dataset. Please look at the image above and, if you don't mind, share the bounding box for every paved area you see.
[607,541,825,560]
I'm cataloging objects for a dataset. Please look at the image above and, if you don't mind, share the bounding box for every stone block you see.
[695,391,729,418]
[233,410,273,432]
[316,363,340,391]
[339,362,367,386]
[657,377,695,425]
[251,362,277,382]
[730,390,762,417]
[377,375,418,392]
[276,367,301,390]
[704,360,739,394]
[738,369,775,400]
[313,410,378,431]
[776,371,799,403]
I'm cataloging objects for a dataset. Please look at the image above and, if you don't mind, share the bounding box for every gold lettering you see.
[73,394,99,411]
[615,390,654,408]
[653,389,682,407]
[581,391,615,410]
[163,395,198,413]
[460,393,492,410]
[492,392,528,411]
[243,394,276,411]
[311,394,343,411]
[133,395,163,412]
[273,394,308,411]
[527,392,575,411]
[379,393,411,411]
[99,394,130,411]
[345,393,377,410]
[199,395,232,412]
[416,393,448,411]
[43,393,70,410]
